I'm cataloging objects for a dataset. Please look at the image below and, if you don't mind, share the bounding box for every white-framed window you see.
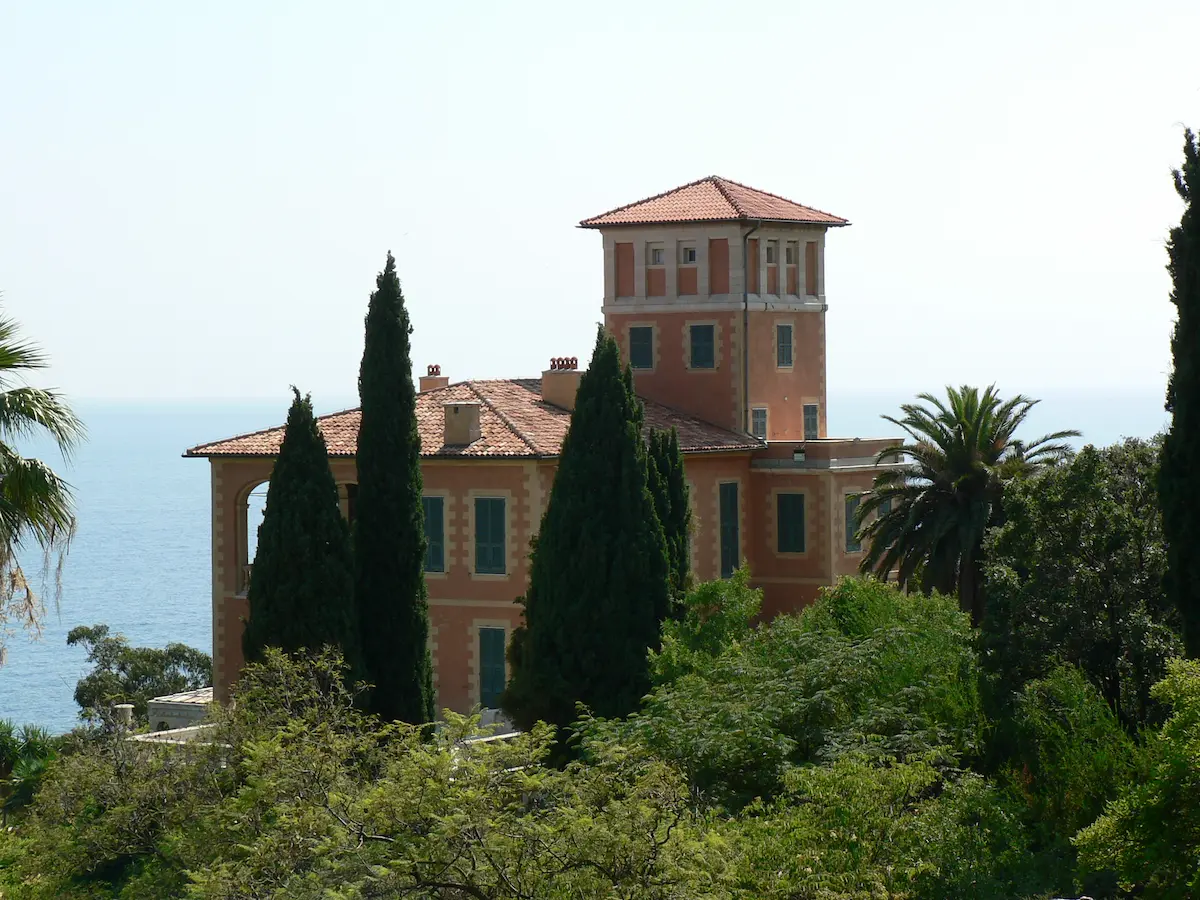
[680,245,697,264]
[648,245,665,266]
[751,407,767,440]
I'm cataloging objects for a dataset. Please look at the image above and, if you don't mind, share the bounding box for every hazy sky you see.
[1,1,1196,405]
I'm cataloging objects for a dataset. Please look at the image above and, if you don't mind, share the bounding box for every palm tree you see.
[0,305,84,662]
[855,385,1078,625]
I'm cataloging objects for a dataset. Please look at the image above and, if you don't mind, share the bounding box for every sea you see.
[0,389,1171,734]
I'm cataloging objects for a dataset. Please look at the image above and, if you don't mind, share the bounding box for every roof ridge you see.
[579,175,723,226]
[709,176,748,217]
[714,175,846,224]
[466,381,540,455]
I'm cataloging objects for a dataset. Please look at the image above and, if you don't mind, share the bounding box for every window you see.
[422,496,444,573]
[776,324,793,367]
[751,407,767,440]
[845,495,862,553]
[690,324,715,369]
[805,241,818,295]
[785,241,798,265]
[803,403,819,440]
[719,482,739,578]
[648,245,665,266]
[765,240,778,264]
[777,493,806,553]
[629,326,653,369]
[680,245,697,264]
[474,497,506,574]
[479,627,506,708]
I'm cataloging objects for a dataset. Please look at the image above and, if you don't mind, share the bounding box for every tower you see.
[580,176,848,441]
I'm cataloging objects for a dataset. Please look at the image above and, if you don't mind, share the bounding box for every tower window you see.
[629,326,653,369]
[803,403,819,440]
[719,482,739,578]
[648,245,665,266]
[776,324,793,368]
[765,241,778,264]
[785,241,798,265]
[751,408,767,440]
[845,495,862,553]
[680,245,697,264]
[689,324,715,369]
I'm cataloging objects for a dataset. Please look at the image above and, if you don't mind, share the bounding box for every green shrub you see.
[582,577,985,807]
[1075,658,1200,897]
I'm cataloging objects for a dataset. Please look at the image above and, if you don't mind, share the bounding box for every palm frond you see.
[0,386,85,456]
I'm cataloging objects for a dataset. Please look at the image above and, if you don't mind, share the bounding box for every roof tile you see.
[580,176,848,228]
[185,379,760,460]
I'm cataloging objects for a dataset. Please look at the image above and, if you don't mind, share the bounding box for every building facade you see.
[187,176,899,715]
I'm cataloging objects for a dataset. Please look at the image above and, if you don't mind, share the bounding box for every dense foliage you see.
[0,563,1195,897]
[354,251,434,723]
[1160,128,1200,657]
[647,427,692,605]
[583,577,985,808]
[504,328,671,736]
[0,721,59,822]
[857,384,1076,623]
[983,438,1180,727]
[241,389,361,673]
[1076,659,1200,897]
[67,624,211,724]
[0,305,85,662]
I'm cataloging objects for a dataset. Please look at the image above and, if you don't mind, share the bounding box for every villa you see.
[186,176,899,715]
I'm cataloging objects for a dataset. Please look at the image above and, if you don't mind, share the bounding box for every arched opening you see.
[235,480,270,596]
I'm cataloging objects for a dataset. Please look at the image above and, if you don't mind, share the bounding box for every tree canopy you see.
[0,306,84,663]
[1160,127,1200,657]
[857,384,1077,624]
[353,251,434,724]
[241,389,361,673]
[503,328,670,737]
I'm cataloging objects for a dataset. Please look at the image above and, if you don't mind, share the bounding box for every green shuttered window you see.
[803,404,819,440]
[777,493,806,553]
[422,496,444,573]
[777,324,793,367]
[475,497,506,574]
[845,495,862,553]
[690,324,715,369]
[719,482,739,578]
[629,326,653,369]
[479,626,506,708]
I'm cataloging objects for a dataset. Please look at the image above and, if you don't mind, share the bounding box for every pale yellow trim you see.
[768,486,811,559]
[682,319,723,371]
[466,489,514,579]
[467,619,510,710]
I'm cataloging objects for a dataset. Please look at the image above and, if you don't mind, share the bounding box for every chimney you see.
[443,402,481,445]
[420,364,449,393]
[541,356,582,411]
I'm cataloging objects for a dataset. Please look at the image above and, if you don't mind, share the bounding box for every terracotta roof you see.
[580,176,849,228]
[185,379,760,460]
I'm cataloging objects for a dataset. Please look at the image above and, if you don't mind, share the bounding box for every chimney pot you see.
[542,358,583,411]
[420,364,449,393]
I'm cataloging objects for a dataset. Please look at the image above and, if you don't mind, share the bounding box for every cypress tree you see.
[647,427,692,611]
[242,389,361,671]
[354,252,434,723]
[503,327,671,736]
[1161,128,1200,657]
